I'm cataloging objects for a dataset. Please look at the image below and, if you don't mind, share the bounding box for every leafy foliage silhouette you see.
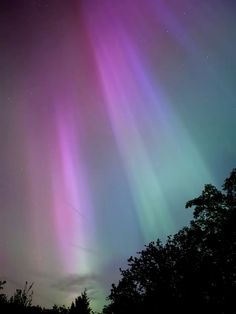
[103,168,236,314]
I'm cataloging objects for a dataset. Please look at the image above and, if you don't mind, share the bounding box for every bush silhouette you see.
[103,169,236,314]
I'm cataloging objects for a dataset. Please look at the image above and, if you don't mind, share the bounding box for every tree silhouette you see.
[0,281,94,313]
[69,289,92,314]
[103,168,236,314]
[0,280,7,305]
[10,281,34,307]
[0,281,36,313]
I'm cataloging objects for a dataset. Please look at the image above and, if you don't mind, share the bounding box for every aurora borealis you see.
[0,0,236,311]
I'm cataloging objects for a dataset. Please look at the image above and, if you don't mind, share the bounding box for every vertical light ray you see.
[1,1,235,311]
[51,98,94,274]
[84,1,213,241]
[84,20,173,240]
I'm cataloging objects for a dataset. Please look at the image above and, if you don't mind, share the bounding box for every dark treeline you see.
[1,168,236,314]
[0,282,92,314]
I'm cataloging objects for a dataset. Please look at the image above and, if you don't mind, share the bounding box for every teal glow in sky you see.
[0,0,235,311]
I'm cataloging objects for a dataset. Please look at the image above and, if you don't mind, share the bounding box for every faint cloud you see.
[52,274,100,296]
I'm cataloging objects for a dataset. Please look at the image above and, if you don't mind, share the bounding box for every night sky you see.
[0,0,235,311]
